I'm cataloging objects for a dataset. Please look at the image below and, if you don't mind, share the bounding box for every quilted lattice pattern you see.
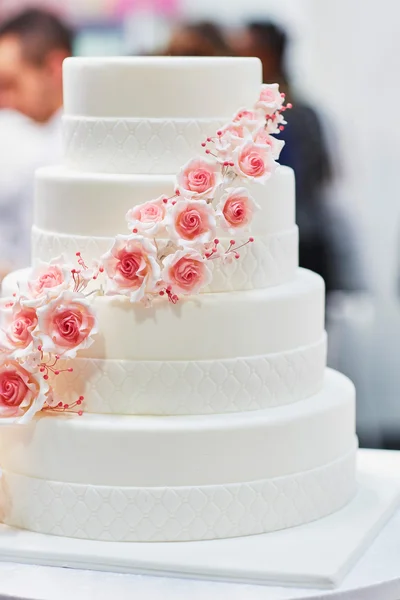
[0,446,357,542]
[63,117,226,175]
[53,336,326,415]
[31,227,111,267]
[31,226,298,293]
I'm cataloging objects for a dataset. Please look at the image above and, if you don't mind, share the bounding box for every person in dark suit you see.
[236,21,361,292]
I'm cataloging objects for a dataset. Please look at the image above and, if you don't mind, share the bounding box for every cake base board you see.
[0,449,399,590]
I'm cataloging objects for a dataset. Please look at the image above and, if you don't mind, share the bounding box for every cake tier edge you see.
[0,369,355,487]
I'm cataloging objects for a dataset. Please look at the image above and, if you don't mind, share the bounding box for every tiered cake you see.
[0,57,357,542]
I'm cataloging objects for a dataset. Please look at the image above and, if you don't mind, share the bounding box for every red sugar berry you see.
[206,137,212,142]
[54,370,60,376]
[229,162,234,167]
[230,240,235,246]
[172,200,176,205]
[76,252,81,256]
[175,189,180,196]
[132,228,138,234]
[39,367,45,373]
[217,130,222,136]
[43,375,49,380]
[68,367,73,372]
[205,149,211,154]
[279,125,285,131]
[235,253,240,259]
[287,103,292,109]
[249,237,254,242]
[212,247,217,254]
[214,238,219,245]
[99,266,104,273]
[77,399,82,406]
[58,402,63,408]
[223,161,229,167]
[79,396,84,401]
[63,404,69,409]
[201,142,206,147]
[162,197,168,204]
[159,290,165,296]
[78,410,83,416]
[37,345,42,352]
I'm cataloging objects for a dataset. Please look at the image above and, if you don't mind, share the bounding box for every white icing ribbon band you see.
[52,335,326,415]
[32,226,299,293]
[0,444,357,542]
[63,117,226,175]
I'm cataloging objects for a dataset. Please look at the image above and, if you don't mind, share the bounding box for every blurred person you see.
[165,22,233,57]
[0,9,73,279]
[0,8,73,122]
[236,21,362,292]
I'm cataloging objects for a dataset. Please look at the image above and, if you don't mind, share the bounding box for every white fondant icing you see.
[51,335,326,415]
[0,58,359,549]
[81,269,324,361]
[0,369,355,487]
[0,445,357,542]
[31,226,299,292]
[34,165,295,237]
[63,117,226,174]
[63,57,262,119]
[2,268,324,361]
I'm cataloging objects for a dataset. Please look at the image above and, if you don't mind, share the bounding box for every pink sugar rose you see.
[252,129,285,160]
[232,108,263,131]
[22,257,72,306]
[101,234,161,302]
[233,141,277,183]
[215,123,250,161]
[255,83,284,116]
[0,299,38,358]
[126,196,166,236]
[176,158,221,198]
[0,360,49,423]
[166,200,216,246]
[36,290,98,358]
[162,249,212,295]
[216,187,259,233]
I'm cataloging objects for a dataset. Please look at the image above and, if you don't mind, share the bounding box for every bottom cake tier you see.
[0,369,357,542]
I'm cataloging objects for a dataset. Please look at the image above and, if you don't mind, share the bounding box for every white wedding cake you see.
[0,57,357,543]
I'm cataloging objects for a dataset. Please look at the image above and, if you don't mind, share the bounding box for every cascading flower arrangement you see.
[0,84,290,423]
[0,257,99,423]
[100,83,291,305]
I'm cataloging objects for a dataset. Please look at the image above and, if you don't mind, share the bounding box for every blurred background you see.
[0,0,398,448]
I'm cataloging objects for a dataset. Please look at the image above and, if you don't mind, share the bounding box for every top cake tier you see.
[62,57,262,174]
[63,57,262,118]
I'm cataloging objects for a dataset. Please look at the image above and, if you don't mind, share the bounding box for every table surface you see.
[0,505,400,600]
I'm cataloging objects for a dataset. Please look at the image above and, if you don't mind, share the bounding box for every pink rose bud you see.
[217,187,259,233]
[233,141,277,183]
[166,200,217,246]
[161,249,212,295]
[125,196,167,236]
[176,157,221,198]
[101,234,161,303]
[0,360,48,421]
